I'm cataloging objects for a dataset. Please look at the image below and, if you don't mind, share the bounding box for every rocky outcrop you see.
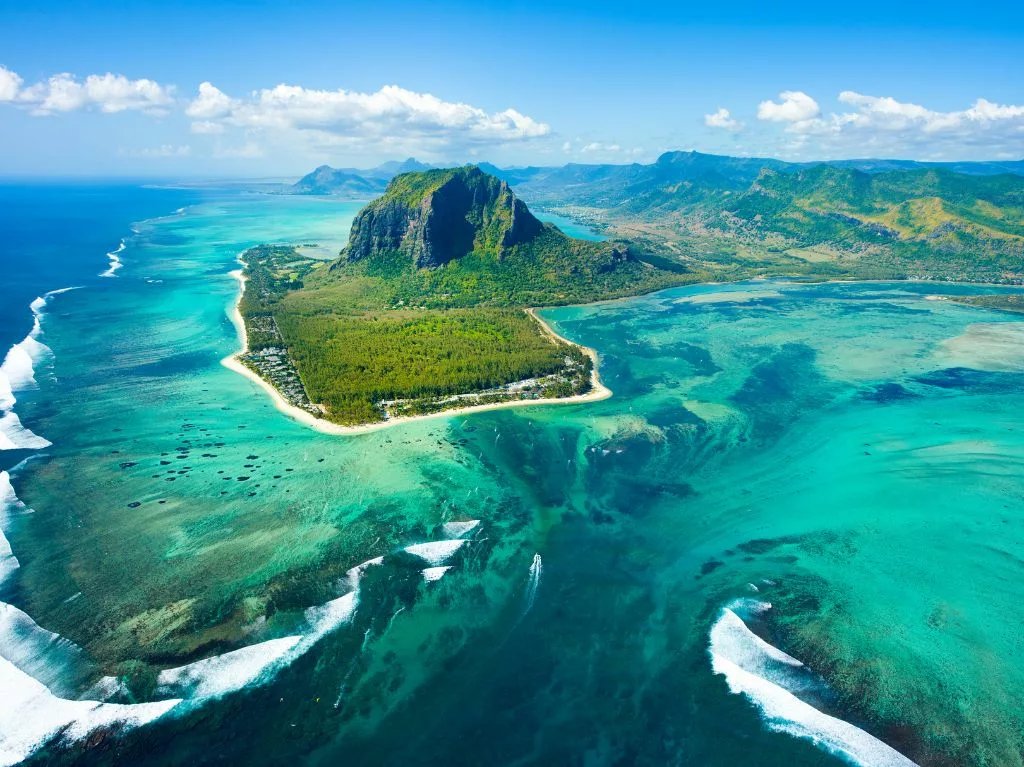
[342,166,546,268]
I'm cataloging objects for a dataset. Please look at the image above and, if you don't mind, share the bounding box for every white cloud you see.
[2,67,174,116]
[186,82,237,120]
[837,91,1024,134]
[118,144,191,158]
[705,107,742,131]
[753,90,1024,159]
[186,82,550,155]
[190,120,225,134]
[0,65,23,102]
[581,141,621,153]
[757,91,820,123]
[213,142,264,159]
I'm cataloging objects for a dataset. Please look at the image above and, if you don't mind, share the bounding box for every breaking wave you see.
[100,240,126,277]
[0,657,181,767]
[0,412,51,452]
[709,600,917,767]
[441,519,480,538]
[422,566,452,583]
[0,288,74,449]
[0,468,382,764]
[0,472,23,589]
[156,636,303,701]
[404,539,467,566]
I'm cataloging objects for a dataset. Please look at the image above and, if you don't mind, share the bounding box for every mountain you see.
[291,158,435,196]
[342,166,545,268]
[718,165,1024,275]
[493,152,1024,283]
[503,150,1024,211]
[292,152,1024,201]
[327,165,684,306]
[366,157,434,180]
[292,165,385,196]
[238,166,690,424]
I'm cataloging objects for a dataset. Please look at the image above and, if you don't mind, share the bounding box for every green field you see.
[237,243,599,424]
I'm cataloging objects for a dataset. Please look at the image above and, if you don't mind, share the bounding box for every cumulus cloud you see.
[185,82,550,154]
[757,91,820,123]
[0,65,22,102]
[705,107,742,131]
[753,89,1024,159]
[185,82,238,121]
[0,66,174,115]
[837,91,1024,134]
[21,73,174,115]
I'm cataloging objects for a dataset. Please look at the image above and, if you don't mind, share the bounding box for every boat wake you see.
[524,553,542,615]
[709,599,917,767]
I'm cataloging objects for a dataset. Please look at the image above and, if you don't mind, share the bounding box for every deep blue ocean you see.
[0,183,200,349]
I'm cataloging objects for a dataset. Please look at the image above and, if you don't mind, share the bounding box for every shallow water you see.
[1,188,1023,766]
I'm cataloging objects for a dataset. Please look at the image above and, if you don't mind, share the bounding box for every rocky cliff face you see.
[343,166,546,268]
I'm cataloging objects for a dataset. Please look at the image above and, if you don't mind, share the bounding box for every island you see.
[225,166,689,429]
[229,158,1024,430]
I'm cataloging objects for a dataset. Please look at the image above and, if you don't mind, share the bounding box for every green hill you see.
[502,154,1024,283]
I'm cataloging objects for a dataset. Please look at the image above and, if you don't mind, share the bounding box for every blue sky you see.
[1,0,1022,176]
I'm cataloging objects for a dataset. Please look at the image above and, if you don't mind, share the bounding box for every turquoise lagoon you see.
[1,189,1022,766]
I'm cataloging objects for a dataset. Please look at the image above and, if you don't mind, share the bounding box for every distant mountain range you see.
[292,158,434,196]
[291,151,1024,200]
[291,151,1024,283]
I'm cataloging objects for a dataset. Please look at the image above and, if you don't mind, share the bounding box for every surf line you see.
[100,239,126,277]
[0,289,77,450]
[709,599,918,767]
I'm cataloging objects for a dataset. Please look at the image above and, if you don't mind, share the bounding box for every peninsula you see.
[228,166,687,428]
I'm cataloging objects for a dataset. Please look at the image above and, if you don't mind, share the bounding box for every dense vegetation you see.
[276,309,588,424]
[945,293,1024,313]
[497,151,1024,284]
[293,152,1024,285]
[238,167,681,425]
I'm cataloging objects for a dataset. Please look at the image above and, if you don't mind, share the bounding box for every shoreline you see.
[220,268,613,437]
[222,263,1023,437]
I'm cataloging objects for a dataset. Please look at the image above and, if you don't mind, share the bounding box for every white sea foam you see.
[347,555,384,578]
[0,602,92,697]
[0,289,73,413]
[305,592,359,640]
[422,566,452,583]
[442,520,480,538]
[0,472,23,588]
[709,605,918,767]
[0,534,16,589]
[156,635,303,701]
[157,556,384,702]
[404,539,467,566]
[0,656,180,767]
[0,344,38,394]
[85,675,130,702]
[0,379,11,414]
[100,240,126,277]
[0,412,51,451]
